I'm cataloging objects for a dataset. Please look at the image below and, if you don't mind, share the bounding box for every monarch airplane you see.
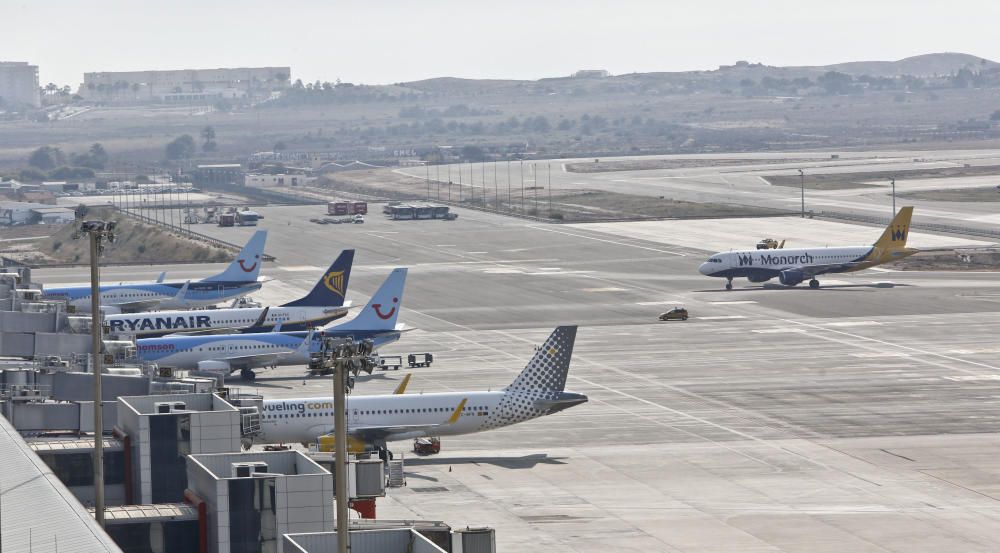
[105,250,355,337]
[43,230,268,313]
[136,268,407,381]
[254,326,587,457]
[699,207,915,290]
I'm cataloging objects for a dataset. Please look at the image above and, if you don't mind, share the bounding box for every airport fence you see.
[114,207,277,262]
[819,210,1000,241]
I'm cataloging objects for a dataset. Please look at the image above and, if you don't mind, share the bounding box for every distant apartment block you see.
[79,66,291,104]
[0,62,41,108]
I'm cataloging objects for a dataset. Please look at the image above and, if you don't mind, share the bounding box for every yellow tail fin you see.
[872,206,913,251]
[393,373,411,395]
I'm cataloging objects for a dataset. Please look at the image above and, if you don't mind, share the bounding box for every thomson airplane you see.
[106,250,355,337]
[699,207,915,290]
[44,230,268,313]
[255,326,587,457]
[135,268,408,380]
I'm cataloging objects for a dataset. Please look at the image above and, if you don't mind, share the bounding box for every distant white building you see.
[244,174,316,188]
[573,69,610,78]
[31,207,75,225]
[79,66,290,104]
[0,62,41,108]
[0,202,64,225]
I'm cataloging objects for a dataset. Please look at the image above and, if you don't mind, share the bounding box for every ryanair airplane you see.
[255,326,587,457]
[105,250,355,337]
[699,207,915,290]
[43,230,268,313]
[136,268,407,381]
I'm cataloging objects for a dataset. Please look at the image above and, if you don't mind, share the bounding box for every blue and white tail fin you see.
[505,326,577,392]
[324,268,407,332]
[203,230,267,283]
[281,250,354,308]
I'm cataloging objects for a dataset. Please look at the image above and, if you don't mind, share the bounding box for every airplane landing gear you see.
[725,277,733,291]
[809,279,820,289]
[240,368,256,382]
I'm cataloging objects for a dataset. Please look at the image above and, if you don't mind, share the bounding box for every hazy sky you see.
[6,0,1000,87]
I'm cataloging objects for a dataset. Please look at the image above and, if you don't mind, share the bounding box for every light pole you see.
[312,337,375,553]
[798,169,805,218]
[72,220,117,529]
[891,177,896,215]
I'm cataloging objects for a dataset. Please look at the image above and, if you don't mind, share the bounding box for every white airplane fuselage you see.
[106,304,348,337]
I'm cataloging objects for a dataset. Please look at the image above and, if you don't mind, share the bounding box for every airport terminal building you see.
[79,66,291,104]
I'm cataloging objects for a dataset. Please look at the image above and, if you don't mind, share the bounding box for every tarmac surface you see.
[34,203,1000,552]
[396,148,1000,232]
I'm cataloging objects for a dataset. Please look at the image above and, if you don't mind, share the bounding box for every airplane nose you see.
[698,262,711,275]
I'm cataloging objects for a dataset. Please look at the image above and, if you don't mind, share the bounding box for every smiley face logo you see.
[372,297,398,320]
[238,254,260,273]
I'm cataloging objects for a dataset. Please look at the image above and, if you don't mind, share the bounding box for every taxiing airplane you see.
[106,249,355,337]
[135,268,408,380]
[43,230,268,313]
[254,326,587,457]
[698,207,915,290]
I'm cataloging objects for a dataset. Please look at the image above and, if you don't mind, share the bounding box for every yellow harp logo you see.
[323,270,345,297]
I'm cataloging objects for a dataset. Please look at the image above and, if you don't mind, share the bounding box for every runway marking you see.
[850,352,910,358]
[824,321,882,327]
[699,315,748,320]
[482,268,523,274]
[942,375,1000,381]
[753,328,805,334]
[581,287,628,293]
[436,244,456,247]
[635,300,681,306]
[527,226,687,256]
[710,300,758,305]
[778,318,999,376]
[278,266,322,272]
[467,251,488,254]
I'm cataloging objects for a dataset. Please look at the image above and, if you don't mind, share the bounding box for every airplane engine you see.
[778,269,805,286]
[196,360,231,375]
[747,274,772,283]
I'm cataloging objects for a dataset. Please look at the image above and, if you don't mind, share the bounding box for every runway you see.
[32,203,1000,552]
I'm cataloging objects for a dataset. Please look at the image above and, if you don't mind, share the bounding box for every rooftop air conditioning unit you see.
[232,462,269,478]
[154,401,187,414]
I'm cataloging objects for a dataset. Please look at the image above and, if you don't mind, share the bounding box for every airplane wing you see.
[797,262,866,277]
[166,307,271,337]
[219,349,295,370]
[116,281,191,313]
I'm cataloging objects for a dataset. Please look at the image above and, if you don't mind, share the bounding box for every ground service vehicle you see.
[328,201,350,216]
[378,355,402,370]
[236,210,259,226]
[756,238,784,250]
[407,353,433,367]
[658,307,689,321]
[218,213,235,227]
[352,201,368,215]
[413,437,441,455]
[354,214,365,224]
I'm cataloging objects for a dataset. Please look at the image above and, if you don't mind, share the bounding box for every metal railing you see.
[818,210,1000,241]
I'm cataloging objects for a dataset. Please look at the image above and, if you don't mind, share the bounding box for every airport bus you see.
[235,210,259,226]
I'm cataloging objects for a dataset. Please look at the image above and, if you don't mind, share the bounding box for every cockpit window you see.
[709,258,721,263]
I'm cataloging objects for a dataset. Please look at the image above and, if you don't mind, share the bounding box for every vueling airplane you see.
[136,268,407,381]
[43,230,268,313]
[699,207,915,290]
[106,250,355,337]
[255,326,587,457]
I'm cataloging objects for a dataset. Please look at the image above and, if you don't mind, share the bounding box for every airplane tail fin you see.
[325,268,407,332]
[281,250,355,308]
[505,326,577,392]
[872,206,913,251]
[203,230,268,282]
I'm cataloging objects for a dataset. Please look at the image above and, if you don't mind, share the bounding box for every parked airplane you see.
[698,207,915,290]
[106,249,355,337]
[43,230,268,313]
[254,326,588,457]
[135,268,408,380]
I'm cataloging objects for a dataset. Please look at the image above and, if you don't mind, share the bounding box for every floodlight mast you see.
[74,220,117,528]
[314,335,375,553]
